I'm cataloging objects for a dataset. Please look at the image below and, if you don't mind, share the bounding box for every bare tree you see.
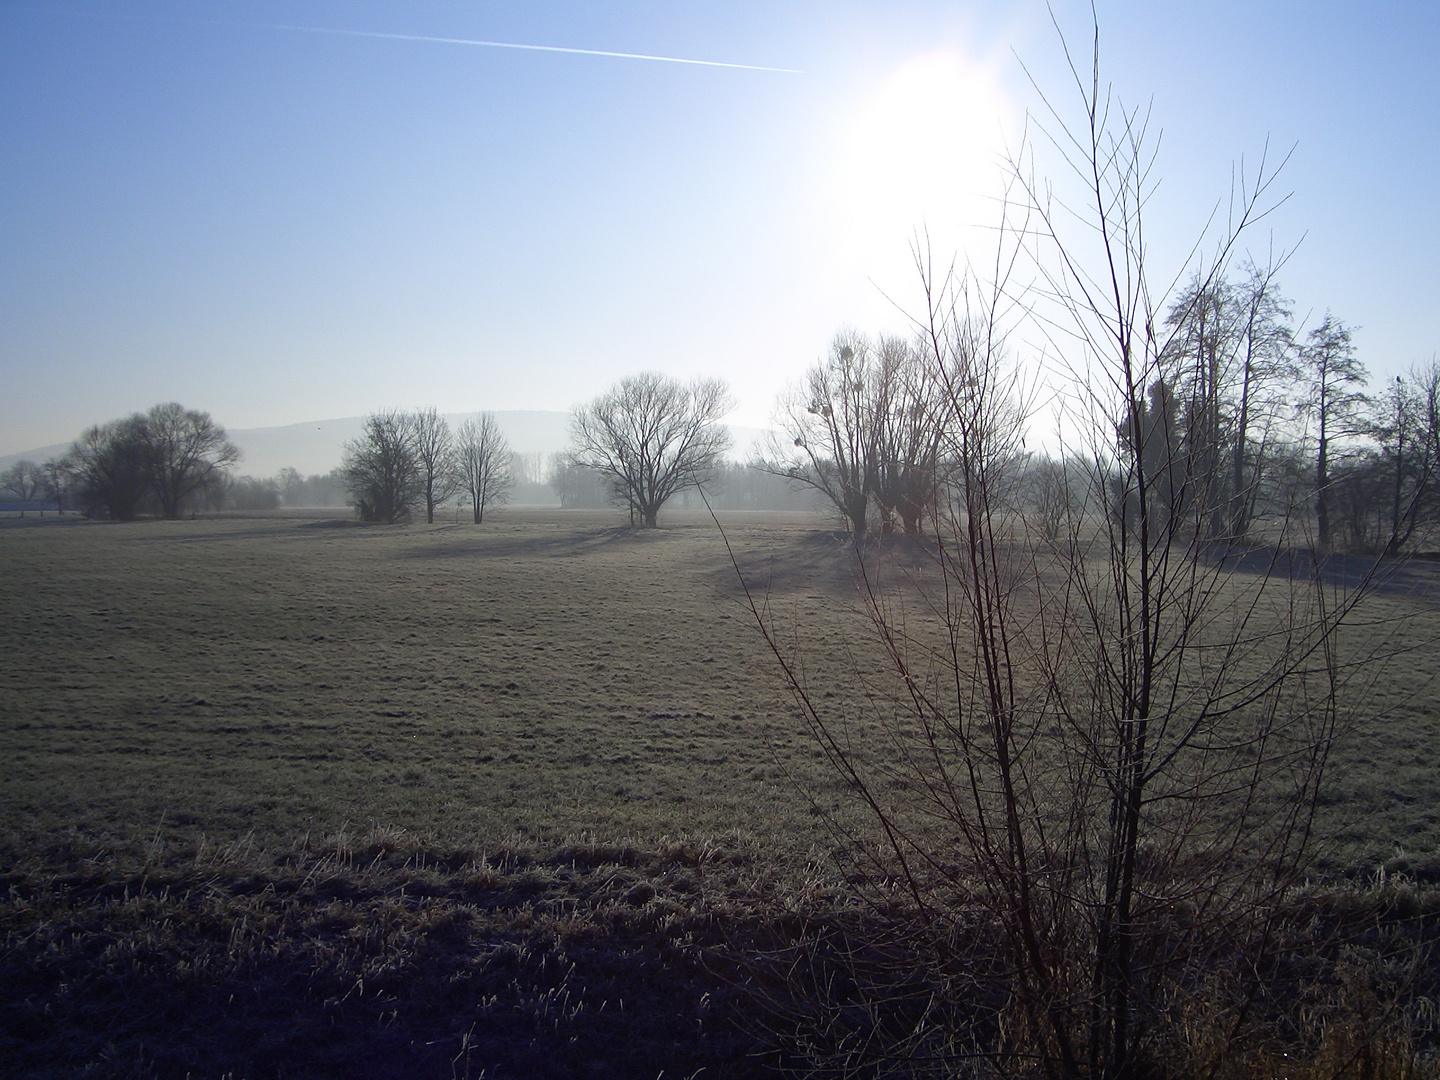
[1023,455,1079,545]
[409,407,457,524]
[770,332,880,537]
[142,403,241,519]
[40,457,69,514]
[66,416,152,520]
[341,410,422,524]
[1368,360,1440,554]
[1,460,43,505]
[871,334,949,534]
[1226,261,1296,537]
[1299,314,1369,550]
[454,413,513,524]
[569,372,732,528]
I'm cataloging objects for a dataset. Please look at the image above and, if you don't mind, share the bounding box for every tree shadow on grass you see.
[707,530,944,600]
[401,526,669,562]
[1216,545,1440,599]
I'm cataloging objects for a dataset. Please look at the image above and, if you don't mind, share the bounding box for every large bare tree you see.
[569,372,732,528]
[142,402,241,519]
[1,460,42,503]
[454,413,513,524]
[67,415,154,520]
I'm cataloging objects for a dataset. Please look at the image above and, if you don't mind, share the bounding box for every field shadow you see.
[1217,545,1440,599]
[713,530,943,599]
[114,519,393,544]
[402,525,661,561]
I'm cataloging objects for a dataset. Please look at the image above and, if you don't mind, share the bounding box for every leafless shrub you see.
[730,18,1416,1077]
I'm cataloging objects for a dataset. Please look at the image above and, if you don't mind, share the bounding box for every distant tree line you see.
[224,468,351,511]
[753,269,1440,554]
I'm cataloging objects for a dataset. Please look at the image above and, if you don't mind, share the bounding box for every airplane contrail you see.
[259,23,804,74]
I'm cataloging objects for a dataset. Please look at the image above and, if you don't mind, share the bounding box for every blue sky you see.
[3,1,1437,456]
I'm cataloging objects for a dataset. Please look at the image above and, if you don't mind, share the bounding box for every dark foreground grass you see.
[1,829,837,1079]
[6,830,1440,1080]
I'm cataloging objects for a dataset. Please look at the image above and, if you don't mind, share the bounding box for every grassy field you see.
[4,509,1440,1078]
[0,510,880,857]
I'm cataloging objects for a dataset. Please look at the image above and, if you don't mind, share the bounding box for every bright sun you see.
[827,49,1014,320]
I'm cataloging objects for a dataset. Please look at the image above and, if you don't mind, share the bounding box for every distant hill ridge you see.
[2,410,775,478]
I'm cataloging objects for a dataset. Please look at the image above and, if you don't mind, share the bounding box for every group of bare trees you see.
[8,403,241,520]
[1056,288,1439,555]
[766,330,952,538]
[0,459,55,511]
[1107,257,1440,556]
[340,408,513,524]
[768,257,1439,556]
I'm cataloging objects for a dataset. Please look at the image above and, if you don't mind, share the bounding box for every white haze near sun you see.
[814,47,1070,451]
[825,48,1016,331]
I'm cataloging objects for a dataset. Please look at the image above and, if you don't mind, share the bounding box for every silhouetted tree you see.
[454,413,513,523]
[40,457,70,513]
[411,407,457,524]
[142,403,241,519]
[67,416,152,520]
[1299,314,1369,549]
[341,410,422,523]
[570,372,732,528]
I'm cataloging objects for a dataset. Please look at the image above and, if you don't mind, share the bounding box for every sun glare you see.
[826,49,1014,323]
